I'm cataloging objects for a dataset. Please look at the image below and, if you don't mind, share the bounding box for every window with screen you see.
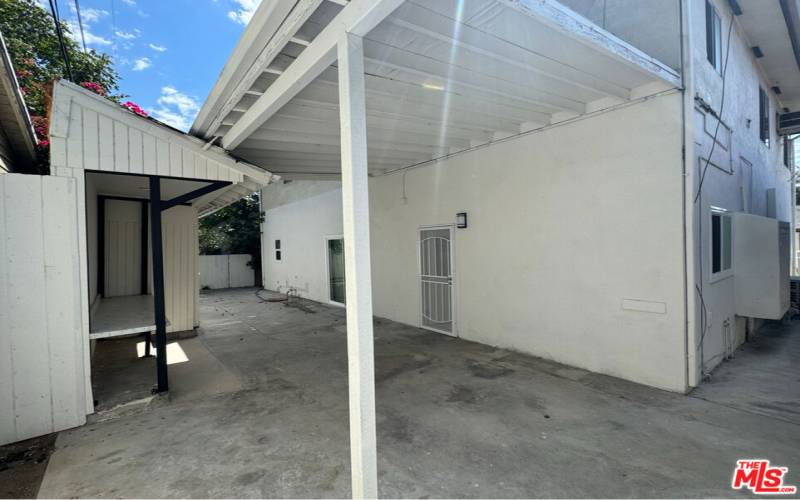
[759,87,770,146]
[275,239,281,261]
[711,210,732,277]
[706,1,722,73]
[782,136,793,168]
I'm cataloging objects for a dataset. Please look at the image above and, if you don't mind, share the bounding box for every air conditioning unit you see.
[732,213,790,320]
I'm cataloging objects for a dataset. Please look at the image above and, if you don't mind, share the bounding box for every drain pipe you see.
[680,0,700,391]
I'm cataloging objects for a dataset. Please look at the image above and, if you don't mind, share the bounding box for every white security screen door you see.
[419,226,454,335]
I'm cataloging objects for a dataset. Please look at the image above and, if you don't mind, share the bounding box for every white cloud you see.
[79,7,108,23]
[131,57,151,71]
[227,0,261,25]
[114,30,137,40]
[148,43,167,52]
[149,87,200,131]
[121,0,136,5]
[63,6,112,48]
[66,20,111,47]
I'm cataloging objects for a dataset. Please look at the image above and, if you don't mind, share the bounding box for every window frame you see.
[274,239,282,261]
[324,235,346,306]
[709,207,733,283]
[782,135,791,168]
[759,87,770,147]
[706,0,723,74]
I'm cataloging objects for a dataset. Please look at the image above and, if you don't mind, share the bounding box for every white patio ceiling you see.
[193,0,681,180]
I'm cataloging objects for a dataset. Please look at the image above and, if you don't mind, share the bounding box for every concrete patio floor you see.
[37,288,800,498]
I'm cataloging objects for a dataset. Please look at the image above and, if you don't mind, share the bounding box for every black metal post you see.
[149,176,168,392]
[143,332,153,358]
[141,201,148,296]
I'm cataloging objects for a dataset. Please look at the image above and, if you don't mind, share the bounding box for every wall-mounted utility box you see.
[733,213,790,320]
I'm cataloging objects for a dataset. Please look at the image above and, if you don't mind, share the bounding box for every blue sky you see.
[47,0,260,130]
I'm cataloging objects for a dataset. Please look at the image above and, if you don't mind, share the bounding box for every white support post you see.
[338,31,378,499]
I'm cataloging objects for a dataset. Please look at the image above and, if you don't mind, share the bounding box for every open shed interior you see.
[84,171,232,398]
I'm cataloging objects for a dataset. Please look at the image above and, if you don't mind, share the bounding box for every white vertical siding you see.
[162,206,199,333]
[104,200,142,297]
[82,109,99,171]
[0,174,86,446]
[49,85,245,185]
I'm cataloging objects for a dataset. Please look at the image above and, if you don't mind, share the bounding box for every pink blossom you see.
[122,101,148,117]
[79,81,107,96]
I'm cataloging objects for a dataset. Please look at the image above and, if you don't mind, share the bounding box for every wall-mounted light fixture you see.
[456,212,468,229]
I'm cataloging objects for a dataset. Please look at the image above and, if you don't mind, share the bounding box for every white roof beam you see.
[363,54,583,114]
[247,126,471,150]
[381,13,629,100]
[297,78,533,132]
[207,0,325,137]
[222,0,407,150]
[267,112,482,142]
[238,148,431,164]
[290,36,312,46]
[226,62,546,130]
[279,100,497,140]
[192,0,299,134]
[495,0,681,88]
[237,138,452,157]
[273,172,342,180]
[238,156,416,170]
[313,69,549,126]
[389,2,634,99]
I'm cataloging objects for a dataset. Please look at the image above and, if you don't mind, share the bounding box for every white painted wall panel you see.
[162,206,199,333]
[82,109,99,172]
[104,200,142,297]
[0,174,86,446]
[200,254,255,289]
[261,185,344,302]
[261,94,688,392]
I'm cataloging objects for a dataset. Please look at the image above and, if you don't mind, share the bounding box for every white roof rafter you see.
[194,0,684,181]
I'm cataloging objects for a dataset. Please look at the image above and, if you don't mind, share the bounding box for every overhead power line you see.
[48,0,74,81]
[73,0,87,53]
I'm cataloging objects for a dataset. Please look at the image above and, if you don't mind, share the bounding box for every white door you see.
[419,226,455,335]
[104,199,143,297]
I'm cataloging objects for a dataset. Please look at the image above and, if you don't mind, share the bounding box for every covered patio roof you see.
[193,0,681,180]
[192,1,683,496]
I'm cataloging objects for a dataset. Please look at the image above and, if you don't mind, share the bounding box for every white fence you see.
[0,174,87,445]
[200,254,255,289]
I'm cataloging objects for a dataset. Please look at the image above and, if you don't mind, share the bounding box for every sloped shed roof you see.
[49,80,277,215]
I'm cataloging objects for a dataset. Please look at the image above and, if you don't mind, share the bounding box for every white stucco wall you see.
[261,92,689,392]
[689,0,794,379]
[261,182,343,302]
